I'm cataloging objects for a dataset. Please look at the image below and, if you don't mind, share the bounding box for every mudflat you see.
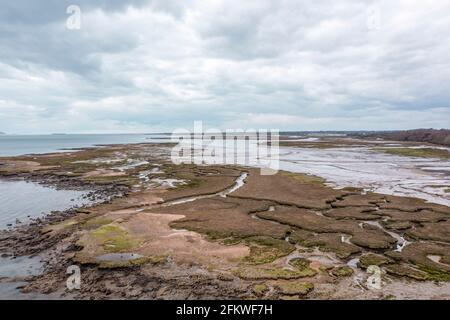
[0,142,449,299]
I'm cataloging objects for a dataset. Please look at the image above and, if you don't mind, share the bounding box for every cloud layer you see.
[1,0,449,133]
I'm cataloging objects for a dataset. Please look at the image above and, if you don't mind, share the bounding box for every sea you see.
[0,134,170,157]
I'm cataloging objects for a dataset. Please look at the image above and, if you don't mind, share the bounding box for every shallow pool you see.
[0,179,95,229]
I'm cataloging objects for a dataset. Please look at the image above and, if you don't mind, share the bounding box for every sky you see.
[0,0,449,134]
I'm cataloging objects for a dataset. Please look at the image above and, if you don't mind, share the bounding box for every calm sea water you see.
[0,134,169,157]
[0,180,96,229]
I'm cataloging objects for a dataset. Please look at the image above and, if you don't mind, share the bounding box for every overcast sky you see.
[1,0,449,134]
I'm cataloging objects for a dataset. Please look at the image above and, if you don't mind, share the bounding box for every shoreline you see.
[0,142,449,299]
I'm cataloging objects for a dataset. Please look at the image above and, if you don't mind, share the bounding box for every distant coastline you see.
[351,128,450,147]
[0,133,168,157]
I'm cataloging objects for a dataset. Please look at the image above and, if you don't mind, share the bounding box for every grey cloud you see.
[0,1,151,25]
[0,0,449,134]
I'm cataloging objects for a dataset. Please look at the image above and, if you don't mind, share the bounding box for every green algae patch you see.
[417,264,450,282]
[288,257,310,269]
[288,258,317,277]
[252,283,269,297]
[83,217,114,228]
[274,281,314,296]
[243,236,295,265]
[330,266,353,277]
[359,253,392,269]
[201,230,234,241]
[92,223,140,253]
[41,219,79,234]
[280,171,325,184]
[374,147,450,159]
[234,267,314,280]
[385,264,428,281]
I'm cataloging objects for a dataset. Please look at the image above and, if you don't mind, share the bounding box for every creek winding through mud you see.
[158,172,249,207]
[277,146,450,206]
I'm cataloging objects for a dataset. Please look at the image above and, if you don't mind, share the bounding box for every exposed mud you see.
[0,142,449,299]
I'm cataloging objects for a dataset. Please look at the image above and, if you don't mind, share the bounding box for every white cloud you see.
[0,0,449,133]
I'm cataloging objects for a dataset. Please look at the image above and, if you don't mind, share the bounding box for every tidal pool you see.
[0,255,43,300]
[0,179,96,229]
